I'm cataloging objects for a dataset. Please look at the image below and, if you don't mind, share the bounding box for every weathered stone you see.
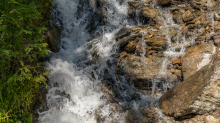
[160,61,220,117]
[159,0,172,6]
[172,59,181,64]
[115,27,131,40]
[214,13,220,21]
[125,41,138,52]
[170,68,175,74]
[204,115,219,123]
[45,22,61,52]
[175,69,182,77]
[118,34,139,48]
[182,10,194,22]
[173,12,184,24]
[135,44,147,56]
[213,36,220,46]
[144,31,155,39]
[141,7,157,19]
[182,43,216,80]
[119,54,178,89]
[145,36,167,47]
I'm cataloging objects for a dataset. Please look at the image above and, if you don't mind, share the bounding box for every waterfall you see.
[38,0,193,122]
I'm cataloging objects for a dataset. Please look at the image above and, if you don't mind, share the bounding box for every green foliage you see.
[0,0,53,122]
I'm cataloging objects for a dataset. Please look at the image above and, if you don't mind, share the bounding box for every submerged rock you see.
[160,61,220,117]
[44,22,61,52]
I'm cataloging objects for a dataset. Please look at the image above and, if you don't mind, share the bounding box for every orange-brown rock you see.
[160,61,220,117]
[172,59,181,64]
[170,68,175,74]
[145,36,167,47]
[182,43,216,80]
[141,7,157,19]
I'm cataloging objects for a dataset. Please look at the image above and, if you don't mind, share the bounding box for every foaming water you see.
[39,0,132,122]
[39,0,192,123]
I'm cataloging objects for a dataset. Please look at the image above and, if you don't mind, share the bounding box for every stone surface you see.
[141,7,157,19]
[159,0,172,5]
[45,22,61,52]
[145,36,167,47]
[182,43,216,80]
[160,61,220,117]
[182,10,194,22]
[172,59,181,64]
[118,34,140,48]
[125,41,138,52]
[204,115,219,123]
[119,54,178,89]
[115,27,131,40]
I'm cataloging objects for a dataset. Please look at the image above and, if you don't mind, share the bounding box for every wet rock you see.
[182,10,194,22]
[173,12,184,24]
[96,7,108,18]
[135,44,147,56]
[160,61,220,117]
[116,27,131,40]
[119,54,178,89]
[170,68,175,74]
[141,7,157,19]
[89,0,97,10]
[213,36,220,46]
[145,36,167,47]
[204,115,219,123]
[159,0,172,6]
[182,43,216,80]
[44,22,61,52]
[125,41,138,52]
[118,34,140,48]
[144,31,155,39]
[172,59,181,65]
[214,13,220,21]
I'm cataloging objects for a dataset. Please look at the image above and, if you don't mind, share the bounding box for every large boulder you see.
[45,22,61,52]
[118,54,178,89]
[160,61,220,117]
[182,43,216,80]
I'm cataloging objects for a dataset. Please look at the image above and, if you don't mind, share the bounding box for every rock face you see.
[45,22,61,52]
[182,43,216,80]
[160,61,220,117]
[119,54,179,89]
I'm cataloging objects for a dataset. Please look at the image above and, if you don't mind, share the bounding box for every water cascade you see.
[38,0,220,122]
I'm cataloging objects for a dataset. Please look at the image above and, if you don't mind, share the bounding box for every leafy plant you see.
[0,0,53,122]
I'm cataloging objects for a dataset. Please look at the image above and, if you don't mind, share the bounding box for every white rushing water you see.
[39,0,131,122]
[38,0,192,123]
